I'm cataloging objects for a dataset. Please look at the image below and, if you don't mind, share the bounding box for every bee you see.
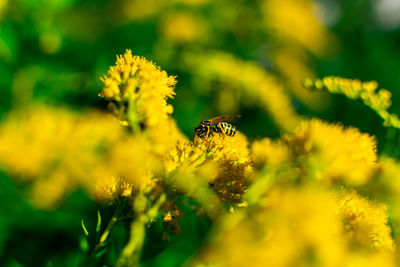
[194,115,241,145]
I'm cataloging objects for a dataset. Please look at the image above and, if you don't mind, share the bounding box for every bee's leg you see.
[204,127,211,142]
[194,134,198,146]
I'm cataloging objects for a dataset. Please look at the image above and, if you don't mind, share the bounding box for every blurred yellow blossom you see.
[336,190,395,252]
[0,0,7,20]
[285,119,377,185]
[190,187,397,267]
[304,76,400,129]
[0,105,161,208]
[262,0,338,57]
[251,137,290,168]
[191,188,348,267]
[161,12,207,44]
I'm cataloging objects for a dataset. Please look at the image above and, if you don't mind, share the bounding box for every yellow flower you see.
[100,49,176,129]
[165,132,253,209]
[285,119,377,185]
[165,140,222,216]
[164,140,207,173]
[101,49,185,155]
[251,137,290,168]
[196,132,253,205]
[191,188,348,267]
[94,176,134,205]
[304,76,400,129]
[262,0,338,57]
[0,105,161,208]
[161,12,207,44]
[0,106,121,179]
[336,190,395,252]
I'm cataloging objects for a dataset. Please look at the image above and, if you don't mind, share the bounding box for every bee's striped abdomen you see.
[217,122,236,136]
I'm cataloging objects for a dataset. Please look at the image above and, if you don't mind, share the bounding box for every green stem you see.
[95,215,117,251]
[383,127,397,156]
[95,201,127,252]
[116,194,166,267]
[127,97,141,132]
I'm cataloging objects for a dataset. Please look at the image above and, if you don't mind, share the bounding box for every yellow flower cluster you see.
[287,119,377,185]
[336,190,394,252]
[100,49,185,155]
[185,51,303,132]
[250,119,377,186]
[304,76,400,129]
[165,132,252,209]
[94,176,134,206]
[100,49,176,129]
[260,0,338,112]
[191,188,395,267]
[200,133,253,205]
[262,0,338,57]
[161,12,207,44]
[0,105,158,208]
[251,138,290,167]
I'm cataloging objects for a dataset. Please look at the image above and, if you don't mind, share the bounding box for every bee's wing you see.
[209,115,241,124]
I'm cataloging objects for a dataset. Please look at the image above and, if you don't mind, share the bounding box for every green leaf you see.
[95,247,108,258]
[96,210,102,233]
[81,219,89,236]
[79,236,89,252]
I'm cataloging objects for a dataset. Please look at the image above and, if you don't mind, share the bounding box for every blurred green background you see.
[1,0,400,266]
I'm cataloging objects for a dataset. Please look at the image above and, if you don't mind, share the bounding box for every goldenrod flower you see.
[100,49,176,129]
[94,176,134,205]
[164,140,207,173]
[165,132,252,208]
[0,105,160,208]
[164,140,222,217]
[251,137,290,168]
[286,119,377,185]
[336,190,395,252]
[161,12,207,44]
[100,49,185,155]
[262,0,338,57]
[191,188,348,267]
[304,76,400,129]
[198,132,253,205]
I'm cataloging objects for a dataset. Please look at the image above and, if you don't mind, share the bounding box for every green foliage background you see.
[1,0,400,266]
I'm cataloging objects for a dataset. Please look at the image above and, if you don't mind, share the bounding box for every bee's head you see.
[194,121,210,137]
[194,125,206,137]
